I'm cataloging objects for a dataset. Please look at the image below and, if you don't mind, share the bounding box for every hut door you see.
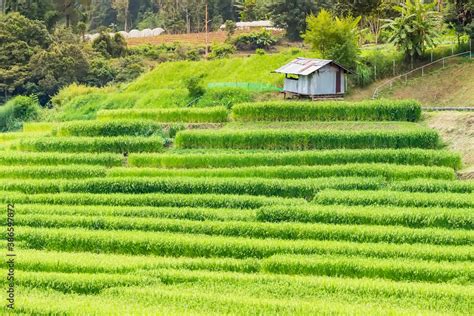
[336,69,341,93]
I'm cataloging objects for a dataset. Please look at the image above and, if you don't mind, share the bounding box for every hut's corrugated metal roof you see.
[275,58,350,75]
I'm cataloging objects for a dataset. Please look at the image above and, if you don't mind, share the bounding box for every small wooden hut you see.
[275,58,351,99]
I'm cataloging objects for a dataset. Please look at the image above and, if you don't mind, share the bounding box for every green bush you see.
[14,136,164,153]
[55,120,163,137]
[314,190,474,208]
[129,149,462,169]
[256,205,473,229]
[109,164,455,181]
[174,129,440,150]
[17,226,469,261]
[0,96,41,131]
[0,152,123,167]
[209,43,236,59]
[234,29,278,50]
[232,99,422,122]
[97,107,229,123]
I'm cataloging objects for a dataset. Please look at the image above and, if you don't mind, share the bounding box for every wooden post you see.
[205,0,209,58]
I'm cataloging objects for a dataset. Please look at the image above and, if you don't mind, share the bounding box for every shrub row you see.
[256,205,473,230]
[262,255,472,283]
[0,165,107,179]
[13,136,165,153]
[0,177,383,199]
[389,179,474,194]
[18,227,471,261]
[0,151,123,167]
[17,214,473,245]
[97,106,229,123]
[0,192,306,209]
[15,204,256,222]
[174,129,440,150]
[54,120,164,137]
[109,164,455,181]
[314,190,474,208]
[232,99,422,122]
[129,149,462,169]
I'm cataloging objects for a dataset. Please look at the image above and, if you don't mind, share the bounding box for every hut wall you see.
[283,78,299,93]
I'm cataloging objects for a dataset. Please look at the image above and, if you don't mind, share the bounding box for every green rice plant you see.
[262,254,473,283]
[0,165,106,179]
[129,148,462,169]
[15,285,426,316]
[123,270,474,314]
[0,152,123,167]
[13,136,164,153]
[97,107,229,123]
[0,192,306,209]
[15,204,256,222]
[22,122,56,133]
[314,190,474,208]
[174,129,440,150]
[109,164,455,180]
[15,249,260,274]
[256,205,473,229]
[12,284,445,316]
[0,177,383,198]
[54,120,164,137]
[17,226,472,261]
[389,179,474,193]
[232,99,421,122]
[16,214,473,245]
[4,270,154,294]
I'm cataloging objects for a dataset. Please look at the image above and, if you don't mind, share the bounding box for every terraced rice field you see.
[1,100,473,314]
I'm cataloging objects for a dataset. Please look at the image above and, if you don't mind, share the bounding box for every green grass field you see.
[1,99,472,315]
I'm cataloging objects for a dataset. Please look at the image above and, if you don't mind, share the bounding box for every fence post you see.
[421,67,424,77]
[470,39,472,59]
[393,60,395,76]
[374,65,377,81]
[431,51,433,62]
[442,58,445,68]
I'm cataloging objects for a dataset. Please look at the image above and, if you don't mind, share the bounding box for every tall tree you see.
[383,0,441,60]
[267,0,323,41]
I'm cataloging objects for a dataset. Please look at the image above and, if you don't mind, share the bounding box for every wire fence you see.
[372,49,472,99]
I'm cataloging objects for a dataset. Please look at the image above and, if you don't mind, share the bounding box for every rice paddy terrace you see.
[1,100,473,315]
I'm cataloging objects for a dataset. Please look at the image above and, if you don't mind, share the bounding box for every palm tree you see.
[383,0,441,62]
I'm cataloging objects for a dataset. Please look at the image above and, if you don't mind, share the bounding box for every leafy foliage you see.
[233,29,279,50]
[268,0,321,41]
[383,0,441,59]
[304,9,361,69]
[0,95,41,131]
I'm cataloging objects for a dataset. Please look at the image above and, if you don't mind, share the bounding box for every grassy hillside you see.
[349,59,474,107]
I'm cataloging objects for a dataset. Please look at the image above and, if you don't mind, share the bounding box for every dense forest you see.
[0,0,472,109]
